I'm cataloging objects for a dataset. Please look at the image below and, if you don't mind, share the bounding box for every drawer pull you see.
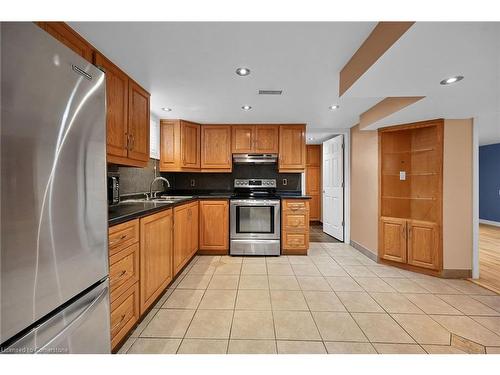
[112,314,127,331]
[110,234,127,246]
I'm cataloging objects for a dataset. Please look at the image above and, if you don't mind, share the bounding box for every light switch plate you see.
[399,171,406,181]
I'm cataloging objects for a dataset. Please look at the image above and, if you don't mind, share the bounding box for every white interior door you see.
[322,135,344,241]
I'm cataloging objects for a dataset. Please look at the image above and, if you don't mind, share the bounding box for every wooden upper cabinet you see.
[181,121,201,168]
[407,220,440,270]
[279,125,306,172]
[94,53,129,159]
[160,120,200,171]
[379,217,407,264]
[255,125,279,153]
[201,125,231,171]
[139,209,173,314]
[232,126,254,153]
[36,22,93,62]
[128,81,150,163]
[231,125,279,154]
[199,200,229,253]
[306,145,321,166]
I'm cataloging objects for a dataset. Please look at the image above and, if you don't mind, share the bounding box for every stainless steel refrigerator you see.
[0,23,110,353]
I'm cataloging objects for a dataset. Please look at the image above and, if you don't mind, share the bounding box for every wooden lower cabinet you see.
[110,282,140,350]
[407,220,440,270]
[173,201,199,275]
[199,200,229,254]
[379,217,441,272]
[379,217,407,264]
[109,243,140,302]
[281,199,310,255]
[108,219,139,256]
[139,209,174,315]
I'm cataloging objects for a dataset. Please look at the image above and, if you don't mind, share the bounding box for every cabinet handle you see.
[401,226,406,239]
[130,134,135,151]
[112,314,127,331]
[109,234,127,246]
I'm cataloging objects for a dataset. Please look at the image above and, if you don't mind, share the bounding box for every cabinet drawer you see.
[110,282,139,350]
[283,200,308,211]
[283,212,307,230]
[109,219,139,256]
[282,231,308,249]
[109,243,139,302]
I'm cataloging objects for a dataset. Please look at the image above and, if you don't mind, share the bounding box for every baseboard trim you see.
[350,240,377,262]
[479,219,500,227]
[441,269,472,279]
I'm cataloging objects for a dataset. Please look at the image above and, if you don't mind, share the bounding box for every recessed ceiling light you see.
[329,104,340,110]
[241,105,252,111]
[236,67,251,76]
[161,107,172,112]
[308,137,314,141]
[440,75,464,85]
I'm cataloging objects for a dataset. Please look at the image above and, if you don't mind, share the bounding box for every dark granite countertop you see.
[109,191,310,226]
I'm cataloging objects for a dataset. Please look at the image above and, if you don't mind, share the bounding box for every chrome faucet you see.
[148,176,171,200]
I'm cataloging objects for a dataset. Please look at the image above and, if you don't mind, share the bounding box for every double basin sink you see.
[120,196,193,205]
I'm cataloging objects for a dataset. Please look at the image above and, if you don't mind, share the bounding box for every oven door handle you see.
[230,199,280,206]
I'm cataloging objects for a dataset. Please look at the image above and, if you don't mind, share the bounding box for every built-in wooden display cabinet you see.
[379,119,443,274]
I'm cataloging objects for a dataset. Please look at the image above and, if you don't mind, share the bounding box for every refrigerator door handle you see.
[35,288,107,353]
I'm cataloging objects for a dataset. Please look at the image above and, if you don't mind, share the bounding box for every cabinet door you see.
[306,145,321,166]
[306,166,320,195]
[94,53,129,160]
[232,126,254,153]
[181,121,200,168]
[201,125,231,170]
[199,200,229,252]
[173,204,190,275]
[127,81,150,164]
[379,217,407,263]
[279,125,306,171]
[36,22,93,62]
[140,209,173,314]
[255,125,279,153]
[408,220,440,270]
[189,202,199,257]
[309,195,321,221]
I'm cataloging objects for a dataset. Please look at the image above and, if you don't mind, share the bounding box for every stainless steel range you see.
[230,179,281,256]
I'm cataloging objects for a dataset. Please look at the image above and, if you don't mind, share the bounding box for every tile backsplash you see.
[108,159,168,196]
[109,160,302,196]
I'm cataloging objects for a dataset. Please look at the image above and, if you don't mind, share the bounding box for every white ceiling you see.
[70,22,380,143]
[70,22,500,146]
[343,22,500,145]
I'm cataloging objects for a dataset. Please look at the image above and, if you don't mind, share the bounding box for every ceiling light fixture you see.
[241,105,252,111]
[329,104,340,110]
[236,67,251,76]
[308,137,314,141]
[161,107,172,112]
[440,75,464,85]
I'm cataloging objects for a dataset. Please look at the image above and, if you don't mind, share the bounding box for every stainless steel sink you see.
[120,196,192,204]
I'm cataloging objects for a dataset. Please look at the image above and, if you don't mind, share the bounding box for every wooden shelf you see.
[382,172,438,177]
[383,147,435,155]
[382,196,437,201]
[379,119,444,274]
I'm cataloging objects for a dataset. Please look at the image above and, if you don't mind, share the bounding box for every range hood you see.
[233,154,278,164]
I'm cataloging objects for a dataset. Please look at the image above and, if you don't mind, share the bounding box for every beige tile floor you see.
[120,242,500,354]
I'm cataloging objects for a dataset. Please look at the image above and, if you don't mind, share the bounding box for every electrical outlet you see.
[282,178,288,186]
[190,179,196,187]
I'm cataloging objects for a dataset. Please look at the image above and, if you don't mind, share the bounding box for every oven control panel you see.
[234,179,277,188]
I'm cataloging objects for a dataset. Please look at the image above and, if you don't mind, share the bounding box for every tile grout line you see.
[176,256,219,354]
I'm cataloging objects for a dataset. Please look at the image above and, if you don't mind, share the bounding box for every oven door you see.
[230,199,280,240]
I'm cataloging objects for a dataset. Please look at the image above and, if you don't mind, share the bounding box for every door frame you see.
[317,129,351,244]
[472,120,479,279]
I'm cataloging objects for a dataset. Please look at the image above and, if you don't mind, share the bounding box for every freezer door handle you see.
[35,288,107,353]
